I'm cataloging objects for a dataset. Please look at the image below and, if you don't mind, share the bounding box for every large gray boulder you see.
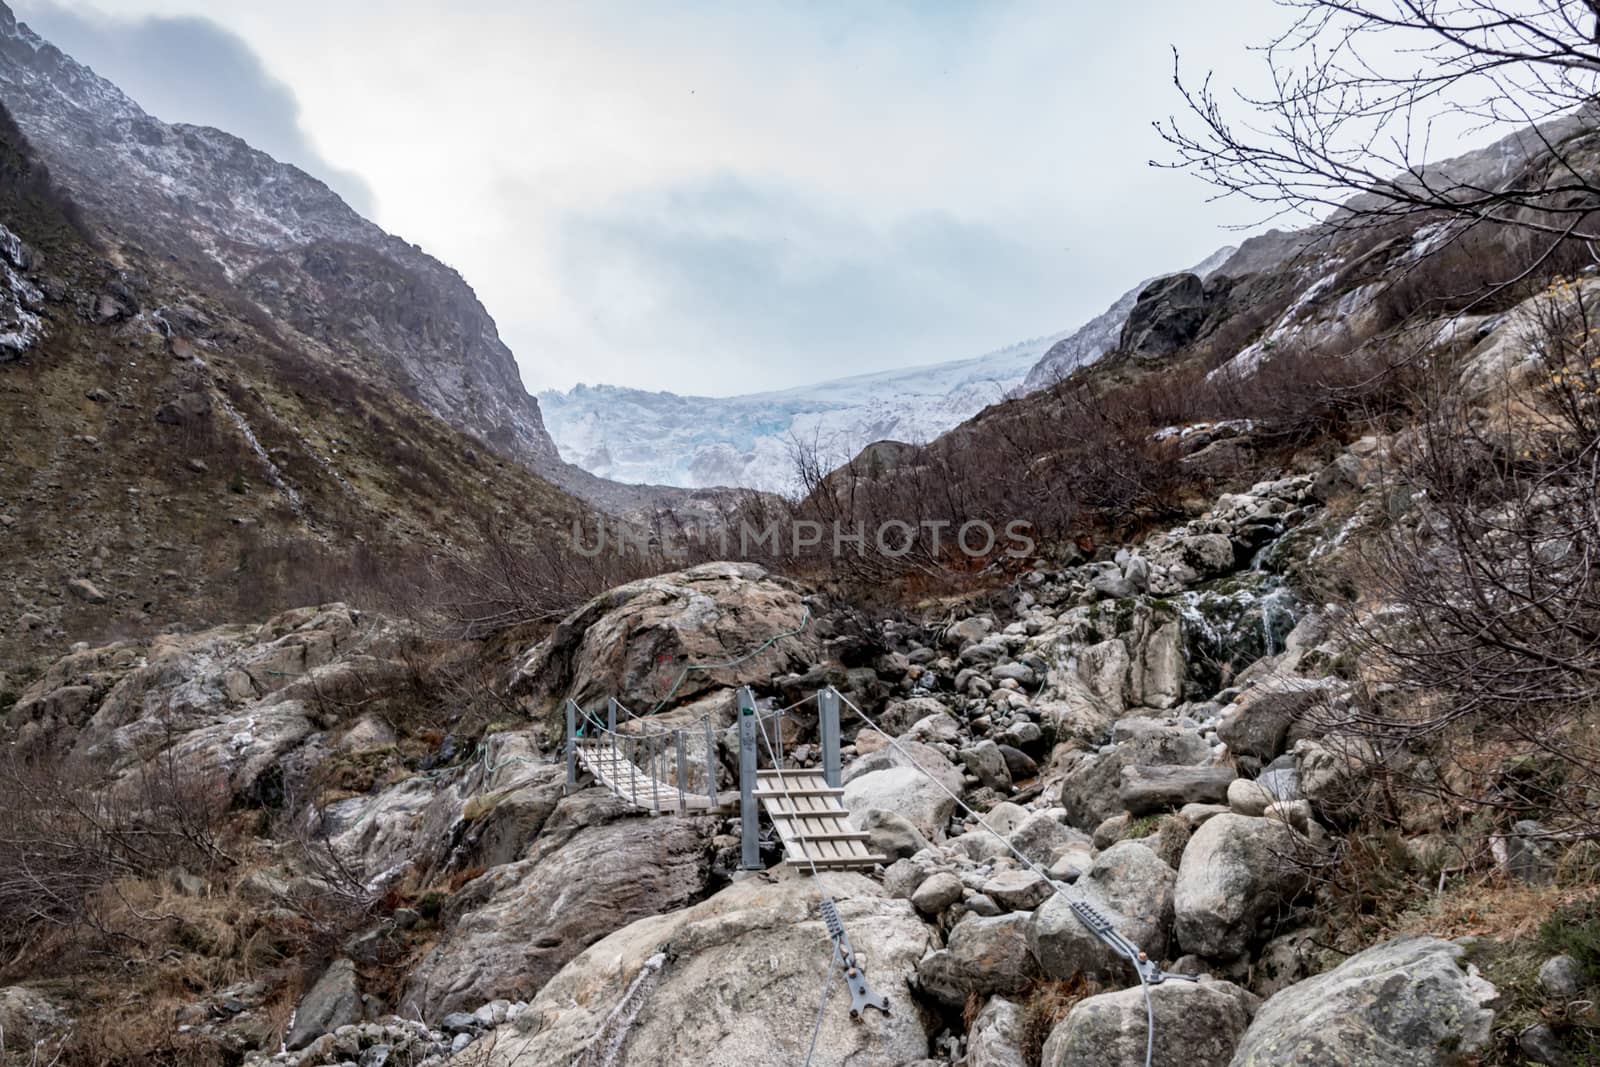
[1118,272,1219,358]
[1043,978,1255,1067]
[1110,718,1211,765]
[969,995,1029,1067]
[1120,764,1237,815]
[403,806,718,1017]
[285,959,362,1050]
[1061,718,1213,829]
[1174,814,1310,959]
[512,562,817,729]
[960,739,1014,791]
[1060,750,1129,831]
[917,913,1040,1007]
[479,873,936,1066]
[842,739,964,794]
[879,696,954,736]
[844,766,957,840]
[1230,937,1498,1066]
[1031,841,1175,980]
[1009,810,1089,867]
[1217,678,1335,761]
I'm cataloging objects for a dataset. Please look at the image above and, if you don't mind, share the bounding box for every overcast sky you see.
[19,1,1293,396]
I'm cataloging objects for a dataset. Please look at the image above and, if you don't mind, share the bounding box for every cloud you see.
[15,2,374,214]
[18,0,1318,395]
[553,174,1073,391]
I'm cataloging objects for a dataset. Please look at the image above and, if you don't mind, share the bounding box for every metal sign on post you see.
[819,688,842,789]
[737,686,761,870]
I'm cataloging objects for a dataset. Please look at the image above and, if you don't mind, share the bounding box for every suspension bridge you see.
[554,596,1191,1067]
[564,686,886,871]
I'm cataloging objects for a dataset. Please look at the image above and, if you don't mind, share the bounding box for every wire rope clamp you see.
[819,898,890,1019]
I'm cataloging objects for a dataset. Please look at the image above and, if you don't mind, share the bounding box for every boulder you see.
[403,808,717,1017]
[1110,718,1210,765]
[842,739,963,795]
[1031,841,1175,981]
[1009,810,1087,867]
[879,697,954,737]
[1174,814,1311,959]
[960,740,1014,791]
[1217,679,1335,761]
[1538,954,1584,999]
[982,869,1053,912]
[1060,751,1129,831]
[153,390,212,425]
[911,871,964,915]
[1042,978,1255,1067]
[1230,937,1498,1066]
[1180,534,1238,579]
[851,808,929,861]
[478,873,934,1066]
[969,995,1029,1067]
[512,563,817,730]
[1226,778,1274,817]
[883,857,935,900]
[286,959,362,1050]
[1119,764,1236,815]
[1119,272,1221,357]
[903,711,962,745]
[998,744,1039,781]
[984,801,1032,836]
[844,766,956,840]
[917,913,1040,1008]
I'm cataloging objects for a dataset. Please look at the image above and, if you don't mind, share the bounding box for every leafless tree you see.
[1161,0,1600,244]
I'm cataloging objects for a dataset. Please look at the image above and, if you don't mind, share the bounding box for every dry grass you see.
[1019,975,1105,1065]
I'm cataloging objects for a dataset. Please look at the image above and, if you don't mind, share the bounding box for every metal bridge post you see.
[703,717,718,809]
[675,729,688,814]
[819,688,842,789]
[565,699,578,793]
[737,686,762,870]
[650,735,661,815]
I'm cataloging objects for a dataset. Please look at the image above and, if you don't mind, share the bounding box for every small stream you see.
[1176,540,1302,694]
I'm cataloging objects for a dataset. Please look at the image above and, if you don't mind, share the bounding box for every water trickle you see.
[216,394,304,513]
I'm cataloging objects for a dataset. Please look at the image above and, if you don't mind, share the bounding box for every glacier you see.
[539,333,1070,492]
[542,244,1240,492]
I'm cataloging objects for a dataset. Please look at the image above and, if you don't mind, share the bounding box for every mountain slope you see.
[539,332,1068,491]
[0,69,603,653]
[0,2,558,469]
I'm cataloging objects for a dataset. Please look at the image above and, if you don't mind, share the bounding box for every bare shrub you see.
[0,746,233,955]
[1338,279,1600,840]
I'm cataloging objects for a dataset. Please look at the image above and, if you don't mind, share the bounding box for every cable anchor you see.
[819,897,889,1019]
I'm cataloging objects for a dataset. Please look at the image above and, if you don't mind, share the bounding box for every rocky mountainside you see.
[1020,245,1237,391]
[0,69,603,651]
[0,2,559,471]
[1,427,1580,1063]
